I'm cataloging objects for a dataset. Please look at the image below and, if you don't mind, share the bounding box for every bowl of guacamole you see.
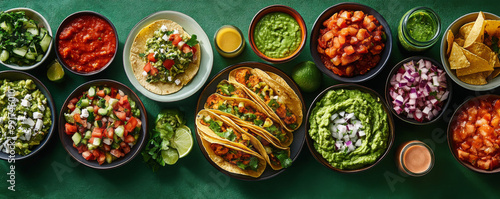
[0,70,56,161]
[306,84,395,172]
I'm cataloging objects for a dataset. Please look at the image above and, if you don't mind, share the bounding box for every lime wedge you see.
[162,148,179,165]
[172,125,193,158]
[47,59,65,82]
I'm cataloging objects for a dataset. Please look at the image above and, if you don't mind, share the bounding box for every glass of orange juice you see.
[214,25,245,58]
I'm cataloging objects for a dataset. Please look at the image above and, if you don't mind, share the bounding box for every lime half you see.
[47,59,65,82]
[162,148,179,165]
[292,61,322,92]
[172,125,193,158]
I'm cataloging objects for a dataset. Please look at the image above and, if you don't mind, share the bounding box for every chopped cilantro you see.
[186,34,198,47]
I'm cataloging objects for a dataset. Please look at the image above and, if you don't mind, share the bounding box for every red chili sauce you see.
[58,15,116,73]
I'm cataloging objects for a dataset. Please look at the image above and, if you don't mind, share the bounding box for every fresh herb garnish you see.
[186,34,198,47]
[275,150,292,168]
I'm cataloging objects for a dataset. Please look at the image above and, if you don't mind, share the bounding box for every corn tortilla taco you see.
[129,19,201,95]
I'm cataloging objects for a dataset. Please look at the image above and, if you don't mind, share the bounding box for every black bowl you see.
[305,84,395,172]
[58,79,148,169]
[447,95,500,173]
[0,70,56,161]
[54,11,119,76]
[310,2,392,83]
[384,56,453,125]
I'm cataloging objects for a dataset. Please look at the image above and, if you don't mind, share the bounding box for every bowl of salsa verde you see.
[54,11,118,76]
[310,3,392,83]
[249,5,307,64]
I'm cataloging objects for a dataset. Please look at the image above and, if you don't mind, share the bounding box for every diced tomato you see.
[150,67,159,76]
[125,117,138,132]
[75,144,87,154]
[104,144,111,152]
[122,144,131,154]
[114,120,123,128]
[147,53,156,62]
[336,18,347,28]
[89,137,95,145]
[69,97,79,104]
[182,44,192,54]
[115,93,121,101]
[105,95,111,102]
[136,119,142,128]
[82,151,94,160]
[163,59,175,70]
[339,10,352,19]
[95,114,102,121]
[96,89,105,97]
[143,62,152,73]
[92,149,101,158]
[118,95,128,106]
[65,123,77,135]
[169,34,182,46]
[73,113,86,127]
[110,149,124,158]
[344,45,355,55]
[97,153,106,165]
[110,88,118,98]
[106,128,114,139]
[114,111,127,121]
[352,11,364,22]
[124,135,135,143]
[67,103,75,112]
[92,128,103,138]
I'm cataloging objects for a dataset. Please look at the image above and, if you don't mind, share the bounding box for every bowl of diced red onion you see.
[385,56,452,125]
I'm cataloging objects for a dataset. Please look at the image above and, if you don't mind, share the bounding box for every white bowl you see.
[440,12,500,91]
[1,8,53,70]
[123,11,213,102]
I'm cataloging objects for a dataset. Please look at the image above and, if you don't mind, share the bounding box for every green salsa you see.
[406,11,438,42]
[254,12,301,58]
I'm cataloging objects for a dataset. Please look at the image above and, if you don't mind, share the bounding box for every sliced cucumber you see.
[25,51,37,60]
[12,47,28,57]
[88,86,96,97]
[39,31,52,53]
[72,133,82,145]
[35,54,43,61]
[26,27,39,36]
[23,20,37,29]
[0,21,12,33]
[0,50,9,62]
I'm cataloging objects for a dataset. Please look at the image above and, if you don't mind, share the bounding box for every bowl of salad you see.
[0,8,53,70]
[0,70,56,161]
[58,79,148,169]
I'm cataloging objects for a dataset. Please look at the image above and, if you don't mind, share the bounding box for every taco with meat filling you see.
[204,93,293,147]
[129,19,201,95]
[228,67,303,132]
[199,132,266,178]
[196,110,267,156]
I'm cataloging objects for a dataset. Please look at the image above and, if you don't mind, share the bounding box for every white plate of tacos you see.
[123,11,213,102]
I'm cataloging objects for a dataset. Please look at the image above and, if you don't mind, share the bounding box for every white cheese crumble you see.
[24,94,32,101]
[175,79,181,85]
[160,25,168,32]
[167,76,173,81]
[173,29,179,35]
[142,71,148,76]
[177,41,185,48]
[33,112,43,119]
[118,90,125,97]
[162,34,169,41]
[21,99,31,107]
[38,105,45,112]
[24,118,35,127]
[34,119,43,131]
[81,109,89,119]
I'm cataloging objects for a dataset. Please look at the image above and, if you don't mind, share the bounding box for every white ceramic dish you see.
[123,11,213,102]
[440,12,500,91]
[1,8,53,70]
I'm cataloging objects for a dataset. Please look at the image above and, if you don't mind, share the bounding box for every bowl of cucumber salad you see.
[58,79,148,169]
[0,8,53,70]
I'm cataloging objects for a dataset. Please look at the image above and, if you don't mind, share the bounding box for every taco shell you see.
[129,19,201,95]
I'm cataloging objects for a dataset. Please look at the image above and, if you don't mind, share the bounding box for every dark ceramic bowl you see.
[0,70,56,161]
[384,56,453,125]
[306,84,395,172]
[249,5,307,64]
[447,94,500,173]
[310,2,392,83]
[58,79,148,169]
[54,11,119,76]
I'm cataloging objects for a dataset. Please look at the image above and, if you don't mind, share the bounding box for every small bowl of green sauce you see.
[398,7,441,51]
[249,5,307,64]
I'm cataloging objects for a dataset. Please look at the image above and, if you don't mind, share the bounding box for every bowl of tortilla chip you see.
[441,11,500,91]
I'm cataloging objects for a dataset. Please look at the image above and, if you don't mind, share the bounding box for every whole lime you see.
[292,61,322,92]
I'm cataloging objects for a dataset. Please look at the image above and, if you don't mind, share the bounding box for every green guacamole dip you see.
[0,79,52,156]
[406,11,437,42]
[308,89,389,170]
[254,12,301,58]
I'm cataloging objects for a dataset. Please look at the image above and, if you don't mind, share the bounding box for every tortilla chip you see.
[464,12,486,48]
[485,20,500,37]
[490,68,500,79]
[446,30,455,55]
[459,22,474,38]
[458,72,487,85]
[456,48,493,76]
[466,42,495,61]
[454,38,465,47]
[449,42,470,69]
[494,53,500,68]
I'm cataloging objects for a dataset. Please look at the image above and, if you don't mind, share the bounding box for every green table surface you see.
[2,0,500,198]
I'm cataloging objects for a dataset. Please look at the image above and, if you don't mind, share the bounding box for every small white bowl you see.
[1,8,53,70]
[440,12,500,91]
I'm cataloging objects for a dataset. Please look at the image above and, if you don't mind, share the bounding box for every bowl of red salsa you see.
[310,3,392,83]
[55,11,118,76]
[448,95,500,173]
